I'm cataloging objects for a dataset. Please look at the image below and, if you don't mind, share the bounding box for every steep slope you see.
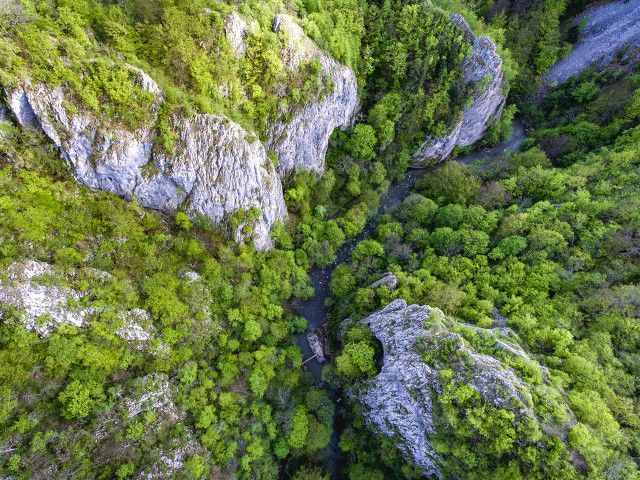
[1,3,359,248]
[544,0,640,86]
[6,76,285,250]
[350,300,573,477]
[413,14,506,164]
[267,14,359,177]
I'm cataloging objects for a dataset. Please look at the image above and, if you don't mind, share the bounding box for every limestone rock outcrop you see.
[413,14,506,165]
[135,114,286,250]
[0,260,154,345]
[352,299,561,477]
[544,0,640,87]
[6,74,286,249]
[224,12,257,57]
[268,14,359,177]
[0,260,88,336]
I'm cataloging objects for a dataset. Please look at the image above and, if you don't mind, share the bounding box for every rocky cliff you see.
[353,299,573,477]
[267,14,359,177]
[5,12,359,248]
[6,72,286,250]
[543,0,640,87]
[413,14,506,164]
[0,260,154,346]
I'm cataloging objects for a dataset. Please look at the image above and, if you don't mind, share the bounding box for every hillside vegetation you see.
[1,0,638,479]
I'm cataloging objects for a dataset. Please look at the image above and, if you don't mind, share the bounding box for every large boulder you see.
[6,71,286,249]
[352,299,572,477]
[267,14,359,177]
[413,14,506,165]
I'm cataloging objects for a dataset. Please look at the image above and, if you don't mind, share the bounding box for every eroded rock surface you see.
[544,0,640,86]
[368,272,398,290]
[0,260,90,336]
[357,301,441,477]
[224,11,253,57]
[6,76,286,249]
[414,14,505,164]
[353,299,551,477]
[0,260,153,344]
[268,14,358,177]
[136,114,286,250]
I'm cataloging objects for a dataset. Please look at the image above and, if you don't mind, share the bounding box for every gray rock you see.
[6,74,286,249]
[413,14,505,165]
[0,260,90,336]
[0,260,154,344]
[180,271,201,283]
[123,374,182,420]
[368,272,398,290]
[117,309,153,344]
[354,300,537,477]
[138,114,287,250]
[224,11,257,57]
[544,0,640,87]
[268,14,358,177]
[357,300,441,477]
[306,330,326,363]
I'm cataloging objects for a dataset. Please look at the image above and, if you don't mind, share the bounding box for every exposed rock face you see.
[6,75,286,249]
[224,12,258,57]
[354,300,538,477]
[6,16,359,242]
[268,14,359,177]
[136,114,286,250]
[94,373,203,480]
[544,0,640,86]
[357,301,442,477]
[368,272,399,290]
[225,12,250,57]
[0,260,153,344]
[413,14,506,165]
[0,260,90,336]
[123,374,182,420]
[117,309,154,344]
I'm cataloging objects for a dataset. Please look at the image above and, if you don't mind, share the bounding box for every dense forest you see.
[0,0,638,479]
[329,64,640,479]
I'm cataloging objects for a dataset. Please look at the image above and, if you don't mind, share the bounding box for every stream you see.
[286,122,526,478]
[292,121,526,379]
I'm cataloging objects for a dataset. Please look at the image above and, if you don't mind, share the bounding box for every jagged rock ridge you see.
[6,73,286,250]
[5,13,360,247]
[353,299,568,477]
[413,14,506,164]
[267,14,359,177]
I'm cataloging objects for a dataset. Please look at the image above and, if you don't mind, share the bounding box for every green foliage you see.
[0,137,320,476]
[288,405,310,450]
[417,162,481,205]
[58,379,105,420]
[330,71,640,479]
[0,0,332,139]
[348,124,378,161]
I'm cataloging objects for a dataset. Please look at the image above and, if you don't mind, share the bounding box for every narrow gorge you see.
[1,1,640,479]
